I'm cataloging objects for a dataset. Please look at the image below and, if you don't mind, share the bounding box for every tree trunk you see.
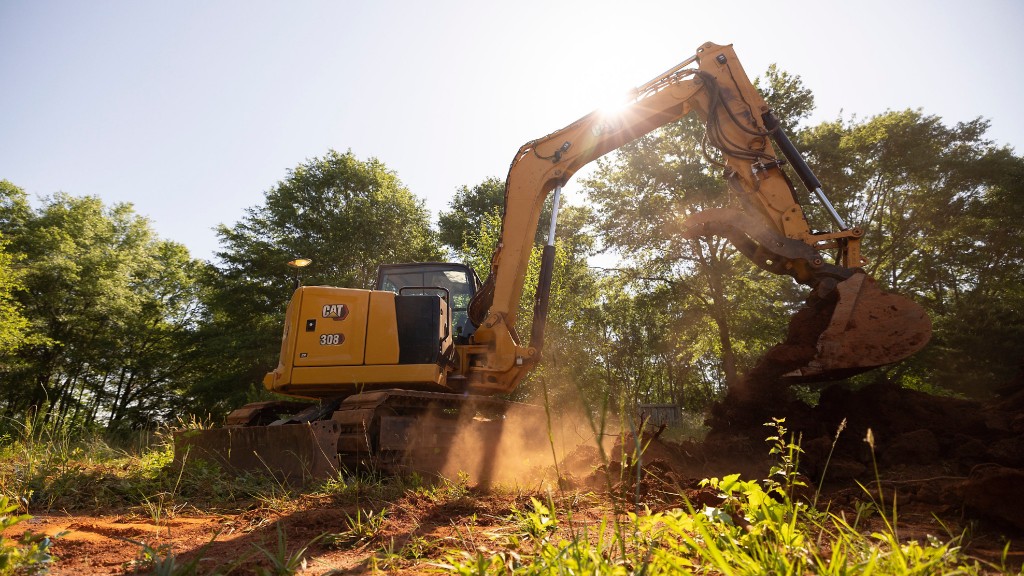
[700,244,739,389]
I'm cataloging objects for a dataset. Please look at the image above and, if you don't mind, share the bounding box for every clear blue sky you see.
[3,0,1021,262]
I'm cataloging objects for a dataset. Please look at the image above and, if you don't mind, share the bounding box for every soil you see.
[6,306,1023,574]
[8,489,621,574]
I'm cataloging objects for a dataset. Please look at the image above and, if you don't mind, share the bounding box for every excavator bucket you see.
[681,208,931,382]
[783,272,932,380]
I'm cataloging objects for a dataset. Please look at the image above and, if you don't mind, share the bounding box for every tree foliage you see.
[582,107,801,405]
[190,150,444,412]
[799,111,1024,393]
[439,176,555,259]
[438,177,506,255]
[0,182,34,355]
[0,240,30,353]
[0,184,203,430]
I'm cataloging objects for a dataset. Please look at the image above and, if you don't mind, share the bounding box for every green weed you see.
[0,495,64,575]
[129,541,202,576]
[325,508,388,548]
[440,418,998,575]
[512,496,558,540]
[251,524,323,576]
[126,531,242,576]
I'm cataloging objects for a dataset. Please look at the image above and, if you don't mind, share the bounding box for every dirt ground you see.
[6,350,1024,574]
[11,485,630,574]
[9,374,1024,574]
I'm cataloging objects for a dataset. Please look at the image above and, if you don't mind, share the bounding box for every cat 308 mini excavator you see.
[175,42,931,479]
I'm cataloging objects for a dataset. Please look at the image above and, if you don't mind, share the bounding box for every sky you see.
[2,0,1022,263]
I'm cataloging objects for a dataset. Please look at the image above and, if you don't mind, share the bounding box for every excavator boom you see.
[468,42,931,390]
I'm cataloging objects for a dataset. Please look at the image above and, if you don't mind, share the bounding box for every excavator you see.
[175,42,931,479]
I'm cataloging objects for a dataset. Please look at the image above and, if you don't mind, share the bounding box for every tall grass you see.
[0,410,286,514]
[440,417,1009,575]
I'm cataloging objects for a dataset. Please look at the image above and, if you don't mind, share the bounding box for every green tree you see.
[190,150,443,413]
[755,64,815,130]
[0,235,31,354]
[0,188,203,430]
[581,66,820,408]
[799,111,1024,394]
[438,176,556,260]
[584,120,798,400]
[438,177,506,255]
[0,183,35,357]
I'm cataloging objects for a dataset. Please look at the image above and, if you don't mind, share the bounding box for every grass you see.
[437,420,1015,575]
[0,412,1019,575]
[251,524,324,576]
[0,412,301,516]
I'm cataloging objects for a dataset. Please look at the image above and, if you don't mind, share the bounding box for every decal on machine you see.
[319,333,344,346]
[321,303,349,320]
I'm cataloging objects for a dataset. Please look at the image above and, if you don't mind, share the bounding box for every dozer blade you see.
[784,272,932,380]
[173,422,341,482]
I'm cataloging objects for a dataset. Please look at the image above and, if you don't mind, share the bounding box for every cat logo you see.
[322,303,349,321]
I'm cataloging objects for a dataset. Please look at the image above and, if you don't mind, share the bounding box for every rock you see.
[1012,415,1024,435]
[950,434,992,474]
[951,434,988,461]
[962,464,1024,531]
[988,435,1024,467]
[880,429,940,466]
[822,457,867,480]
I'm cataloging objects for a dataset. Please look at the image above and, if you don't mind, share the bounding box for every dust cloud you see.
[405,399,615,488]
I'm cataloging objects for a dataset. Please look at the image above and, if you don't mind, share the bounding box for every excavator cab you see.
[376,263,483,343]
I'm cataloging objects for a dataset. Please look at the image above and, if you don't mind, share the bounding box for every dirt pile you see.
[609,374,1024,533]
[557,304,1024,534]
[664,281,1023,532]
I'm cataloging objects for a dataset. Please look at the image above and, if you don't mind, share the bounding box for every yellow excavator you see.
[175,42,931,479]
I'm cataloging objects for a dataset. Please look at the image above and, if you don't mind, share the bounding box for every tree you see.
[798,111,1024,394]
[580,66,822,407]
[755,64,815,130]
[0,183,34,356]
[438,176,555,259]
[0,235,31,353]
[438,177,506,255]
[0,186,203,430]
[584,119,799,401]
[190,150,443,413]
